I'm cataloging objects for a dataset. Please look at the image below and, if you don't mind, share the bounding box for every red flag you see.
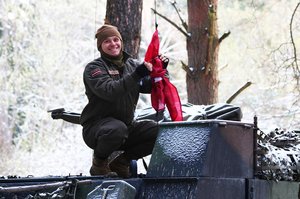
[144,30,183,121]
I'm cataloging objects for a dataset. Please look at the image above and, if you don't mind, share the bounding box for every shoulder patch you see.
[90,68,102,77]
[108,70,120,75]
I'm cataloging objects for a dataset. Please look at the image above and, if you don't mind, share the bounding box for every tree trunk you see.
[186,0,219,105]
[105,0,143,59]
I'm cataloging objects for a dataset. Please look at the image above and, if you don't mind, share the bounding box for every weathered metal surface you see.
[74,178,143,199]
[247,179,300,199]
[86,180,136,199]
[1,176,299,199]
[1,119,299,199]
[147,120,254,178]
[139,177,246,199]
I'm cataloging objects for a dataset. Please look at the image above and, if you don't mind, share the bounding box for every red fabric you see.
[144,30,183,121]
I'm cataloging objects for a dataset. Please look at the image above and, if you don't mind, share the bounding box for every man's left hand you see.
[159,54,169,69]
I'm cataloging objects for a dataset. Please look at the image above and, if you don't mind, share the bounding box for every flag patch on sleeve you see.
[91,68,102,77]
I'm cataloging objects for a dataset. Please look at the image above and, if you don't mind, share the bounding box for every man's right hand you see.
[135,62,151,77]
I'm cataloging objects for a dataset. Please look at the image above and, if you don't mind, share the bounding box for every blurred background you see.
[0,0,299,177]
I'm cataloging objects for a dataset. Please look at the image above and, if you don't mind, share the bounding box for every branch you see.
[218,31,231,44]
[289,2,300,75]
[226,81,252,103]
[169,1,188,31]
[181,60,191,76]
[181,60,196,78]
[151,8,190,38]
[219,63,229,72]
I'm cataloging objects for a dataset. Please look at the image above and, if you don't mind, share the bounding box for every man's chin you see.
[109,51,121,56]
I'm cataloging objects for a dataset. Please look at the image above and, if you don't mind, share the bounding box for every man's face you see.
[101,36,122,57]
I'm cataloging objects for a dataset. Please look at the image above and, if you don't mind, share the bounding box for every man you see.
[80,24,167,178]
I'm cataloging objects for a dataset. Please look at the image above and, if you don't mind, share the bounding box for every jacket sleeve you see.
[139,69,170,94]
[84,62,141,102]
[139,76,152,93]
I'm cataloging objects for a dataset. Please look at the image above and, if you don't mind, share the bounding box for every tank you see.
[0,106,299,199]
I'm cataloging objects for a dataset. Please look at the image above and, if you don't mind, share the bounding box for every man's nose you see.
[109,40,117,45]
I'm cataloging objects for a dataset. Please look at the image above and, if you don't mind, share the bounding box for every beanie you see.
[95,24,123,52]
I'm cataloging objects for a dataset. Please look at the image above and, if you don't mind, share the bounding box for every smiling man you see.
[80,24,160,178]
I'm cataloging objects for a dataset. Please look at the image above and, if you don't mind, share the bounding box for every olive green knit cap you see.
[95,24,123,52]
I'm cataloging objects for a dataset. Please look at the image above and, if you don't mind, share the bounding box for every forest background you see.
[0,0,299,176]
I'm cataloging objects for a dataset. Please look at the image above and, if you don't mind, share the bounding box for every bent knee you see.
[100,118,129,142]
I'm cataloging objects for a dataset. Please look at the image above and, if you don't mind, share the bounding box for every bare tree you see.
[105,0,143,59]
[185,0,220,105]
[289,2,300,87]
[153,0,230,105]
[269,2,300,96]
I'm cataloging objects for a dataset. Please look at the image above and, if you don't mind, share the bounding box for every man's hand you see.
[144,61,153,72]
[135,62,152,77]
[159,54,169,69]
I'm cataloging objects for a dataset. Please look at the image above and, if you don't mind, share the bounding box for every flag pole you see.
[154,0,158,30]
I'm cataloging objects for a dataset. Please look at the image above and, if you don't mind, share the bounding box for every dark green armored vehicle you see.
[0,104,299,199]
